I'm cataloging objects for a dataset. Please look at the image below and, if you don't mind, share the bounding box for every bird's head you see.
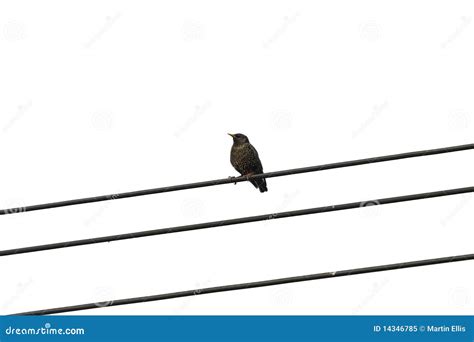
[228,133,249,145]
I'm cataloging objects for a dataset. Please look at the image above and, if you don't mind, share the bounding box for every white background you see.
[0,0,473,315]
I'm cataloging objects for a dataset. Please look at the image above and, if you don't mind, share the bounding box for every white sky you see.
[0,0,473,315]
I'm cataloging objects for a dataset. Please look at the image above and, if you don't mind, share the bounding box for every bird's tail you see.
[251,178,268,193]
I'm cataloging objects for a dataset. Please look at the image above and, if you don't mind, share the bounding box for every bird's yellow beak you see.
[228,133,235,138]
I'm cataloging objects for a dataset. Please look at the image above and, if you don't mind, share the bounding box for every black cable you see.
[13,252,474,315]
[1,143,473,216]
[1,186,473,257]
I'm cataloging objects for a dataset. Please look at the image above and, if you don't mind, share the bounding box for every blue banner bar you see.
[1,316,473,341]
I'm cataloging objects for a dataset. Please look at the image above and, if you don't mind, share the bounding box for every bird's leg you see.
[228,176,238,185]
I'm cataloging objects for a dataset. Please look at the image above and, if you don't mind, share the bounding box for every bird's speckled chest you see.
[230,143,260,173]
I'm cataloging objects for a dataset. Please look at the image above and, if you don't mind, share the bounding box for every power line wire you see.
[1,143,473,216]
[1,186,473,257]
[13,252,474,315]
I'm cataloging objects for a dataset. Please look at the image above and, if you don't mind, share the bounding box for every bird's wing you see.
[249,144,264,173]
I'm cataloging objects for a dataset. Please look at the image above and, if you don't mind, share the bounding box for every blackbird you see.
[228,133,268,193]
